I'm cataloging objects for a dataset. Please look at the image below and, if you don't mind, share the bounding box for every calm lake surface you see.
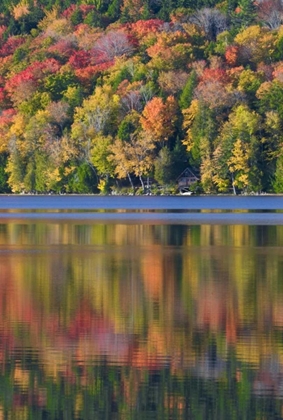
[1,195,283,419]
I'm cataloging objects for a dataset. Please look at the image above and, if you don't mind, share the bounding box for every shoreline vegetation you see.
[1,1,283,195]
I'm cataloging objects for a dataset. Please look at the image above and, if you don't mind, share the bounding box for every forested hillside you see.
[0,0,282,194]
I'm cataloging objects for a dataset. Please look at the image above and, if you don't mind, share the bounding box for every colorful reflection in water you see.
[0,220,283,418]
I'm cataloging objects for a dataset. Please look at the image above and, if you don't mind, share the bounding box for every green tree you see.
[154,146,174,185]
[117,111,140,141]
[107,0,122,20]
[183,100,217,165]
[68,162,98,193]
[44,71,78,101]
[91,134,115,188]
[273,152,283,192]
[179,70,197,110]
[260,110,283,191]
[157,0,173,20]
[213,104,262,193]
[231,0,257,29]
[0,153,10,192]
[257,80,283,120]
[5,146,26,193]
[70,8,83,26]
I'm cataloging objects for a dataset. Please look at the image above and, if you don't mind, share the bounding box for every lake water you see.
[1,195,283,419]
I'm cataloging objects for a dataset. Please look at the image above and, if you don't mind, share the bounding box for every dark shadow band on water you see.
[0,212,282,225]
[1,196,283,224]
[1,195,283,210]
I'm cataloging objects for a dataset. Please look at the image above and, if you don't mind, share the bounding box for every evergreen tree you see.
[24,158,36,192]
[0,153,10,193]
[273,153,283,193]
[226,0,238,17]
[6,149,26,193]
[107,0,122,20]
[231,0,257,29]
[118,118,137,142]
[171,138,188,179]
[179,71,197,110]
[70,8,84,26]
[69,163,98,193]
[154,147,174,185]
[157,0,173,20]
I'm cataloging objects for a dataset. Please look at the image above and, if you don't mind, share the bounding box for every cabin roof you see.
[177,167,199,180]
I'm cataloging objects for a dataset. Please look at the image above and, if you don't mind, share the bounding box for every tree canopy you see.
[0,0,283,193]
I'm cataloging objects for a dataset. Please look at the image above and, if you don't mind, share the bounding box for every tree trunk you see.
[127,172,135,192]
[231,172,237,195]
[88,161,98,184]
[139,175,145,191]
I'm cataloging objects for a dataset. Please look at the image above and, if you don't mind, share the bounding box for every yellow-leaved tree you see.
[213,104,262,193]
[71,85,120,174]
[228,138,251,190]
[108,131,156,191]
[235,25,277,65]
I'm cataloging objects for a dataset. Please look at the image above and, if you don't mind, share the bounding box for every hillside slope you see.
[0,0,282,194]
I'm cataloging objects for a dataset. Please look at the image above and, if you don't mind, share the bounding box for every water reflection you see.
[1,221,283,418]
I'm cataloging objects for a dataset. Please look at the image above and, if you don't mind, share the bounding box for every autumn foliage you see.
[140,96,178,142]
[0,0,282,193]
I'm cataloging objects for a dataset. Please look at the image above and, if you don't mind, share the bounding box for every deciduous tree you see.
[140,95,178,143]
[121,0,149,22]
[235,25,277,65]
[213,104,262,192]
[129,19,164,41]
[146,31,192,71]
[228,138,251,190]
[257,0,283,29]
[91,134,115,181]
[109,131,155,190]
[158,70,188,95]
[189,8,227,41]
[93,30,134,62]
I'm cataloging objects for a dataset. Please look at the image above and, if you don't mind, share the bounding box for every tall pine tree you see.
[179,71,197,110]
[231,0,257,29]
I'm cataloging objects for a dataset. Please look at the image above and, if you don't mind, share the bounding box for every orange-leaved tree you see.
[140,95,178,145]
